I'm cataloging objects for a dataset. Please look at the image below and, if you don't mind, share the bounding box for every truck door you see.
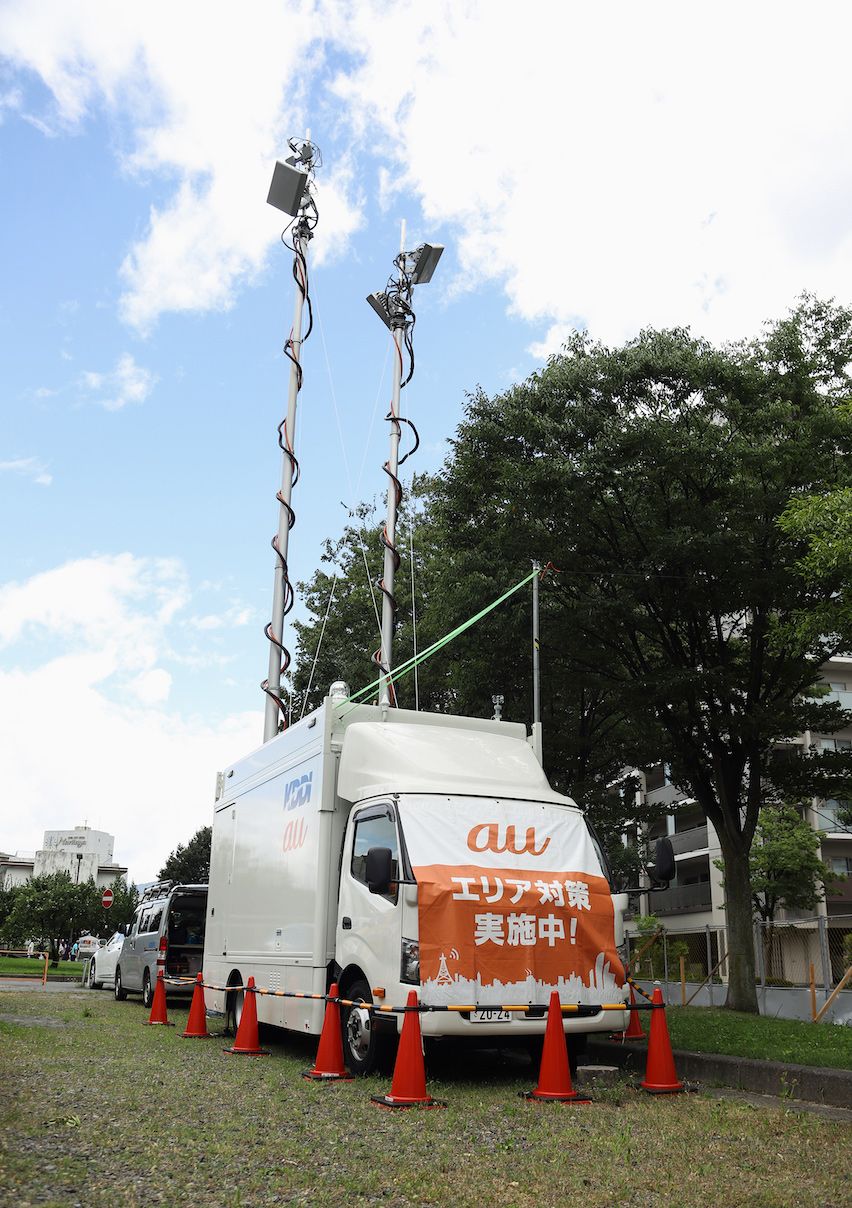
[337,803,402,988]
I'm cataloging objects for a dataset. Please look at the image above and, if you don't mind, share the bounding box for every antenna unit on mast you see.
[366,230,444,708]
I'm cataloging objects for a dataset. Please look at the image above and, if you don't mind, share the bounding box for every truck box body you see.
[203,697,628,1046]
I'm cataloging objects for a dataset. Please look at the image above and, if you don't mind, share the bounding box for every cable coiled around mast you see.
[261,137,320,731]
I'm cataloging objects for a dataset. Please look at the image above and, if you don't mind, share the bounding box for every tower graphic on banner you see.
[435,953,453,986]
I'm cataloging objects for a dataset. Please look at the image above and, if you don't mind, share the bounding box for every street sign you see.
[102,888,114,909]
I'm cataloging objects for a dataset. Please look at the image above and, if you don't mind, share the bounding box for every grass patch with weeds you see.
[0,989,850,1207]
[0,955,84,979]
[660,1007,852,1069]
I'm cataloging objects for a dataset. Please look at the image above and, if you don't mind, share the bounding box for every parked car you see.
[86,930,125,990]
[114,882,207,1009]
[76,935,102,960]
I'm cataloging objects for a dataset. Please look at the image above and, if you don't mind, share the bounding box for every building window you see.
[830,857,852,876]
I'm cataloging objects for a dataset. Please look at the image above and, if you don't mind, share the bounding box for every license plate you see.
[470,1009,511,1023]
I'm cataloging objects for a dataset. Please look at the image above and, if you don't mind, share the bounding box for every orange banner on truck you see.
[397,797,625,1006]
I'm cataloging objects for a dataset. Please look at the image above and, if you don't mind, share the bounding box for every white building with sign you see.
[0,825,127,890]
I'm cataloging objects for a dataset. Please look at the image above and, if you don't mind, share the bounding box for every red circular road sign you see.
[101,888,114,909]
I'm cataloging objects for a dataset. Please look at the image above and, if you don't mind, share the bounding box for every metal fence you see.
[625,915,852,1019]
[754,914,852,993]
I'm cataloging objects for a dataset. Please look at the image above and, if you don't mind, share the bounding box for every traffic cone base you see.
[620,983,645,1040]
[524,990,590,1103]
[303,983,353,1080]
[640,984,684,1094]
[371,990,447,1110]
[371,1092,446,1109]
[223,976,270,1056]
[144,970,174,1026]
[182,973,212,1039]
[521,1089,590,1104]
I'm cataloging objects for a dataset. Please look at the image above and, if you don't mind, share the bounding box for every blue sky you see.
[2,1,851,882]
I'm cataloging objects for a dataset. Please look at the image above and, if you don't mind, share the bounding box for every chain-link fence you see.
[754,915,852,991]
[625,916,852,1019]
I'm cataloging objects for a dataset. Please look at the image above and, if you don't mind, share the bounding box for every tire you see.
[341,977,396,1076]
[87,959,102,991]
[142,970,153,1010]
[225,976,244,1037]
[114,966,128,1001]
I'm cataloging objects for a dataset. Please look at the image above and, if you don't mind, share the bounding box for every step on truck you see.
[203,685,630,1073]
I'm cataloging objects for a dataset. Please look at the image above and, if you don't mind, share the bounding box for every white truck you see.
[203,684,631,1073]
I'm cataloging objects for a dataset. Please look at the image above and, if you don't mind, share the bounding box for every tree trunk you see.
[718,838,759,1012]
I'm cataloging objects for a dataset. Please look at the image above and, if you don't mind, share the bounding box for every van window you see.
[138,910,152,934]
[149,909,163,934]
[351,809,399,901]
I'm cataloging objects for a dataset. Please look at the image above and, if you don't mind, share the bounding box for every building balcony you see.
[670,825,708,856]
[650,882,713,915]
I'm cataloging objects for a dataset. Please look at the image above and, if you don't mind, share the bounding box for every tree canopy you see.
[158,826,212,884]
[290,296,852,1012]
[747,805,833,923]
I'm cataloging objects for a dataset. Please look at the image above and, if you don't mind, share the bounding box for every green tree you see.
[81,875,139,938]
[5,873,92,960]
[158,827,212,884]
[291,493,654,876]
[424,297,852,1012]
[747,805,833,922]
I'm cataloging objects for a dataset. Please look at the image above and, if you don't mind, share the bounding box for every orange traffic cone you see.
[145,970,174,1026]
[623,983,645,1039]
[371,991,446,1109]
[182,973,211,1039]
[640,984,683,1094]
[223,977,270,1056]
[304,983,352,1080]
[522,991,590,1103]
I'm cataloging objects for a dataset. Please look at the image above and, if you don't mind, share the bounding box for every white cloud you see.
[0,554,260,882]
[80,353,156,410]
[190,605,255,632]
[0,0,363,333]
[330,0,852,346]
[0,457,52,486]
[2,1,851,347]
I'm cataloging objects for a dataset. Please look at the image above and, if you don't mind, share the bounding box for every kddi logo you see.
[284,772,312,811]
[466,822,551,856]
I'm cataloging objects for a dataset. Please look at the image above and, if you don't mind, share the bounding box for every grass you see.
[0,956,84,979]
[661,1007,852,1070]
[0,989,850,1208]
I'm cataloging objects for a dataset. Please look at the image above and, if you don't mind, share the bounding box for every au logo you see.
[284,772,312,812]
[283,817,308,853]
[466,822,551,856]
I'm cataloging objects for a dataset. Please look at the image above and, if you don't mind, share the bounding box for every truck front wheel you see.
[341,978,395,1076]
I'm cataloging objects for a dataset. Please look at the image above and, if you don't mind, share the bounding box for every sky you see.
[2,0,852,883]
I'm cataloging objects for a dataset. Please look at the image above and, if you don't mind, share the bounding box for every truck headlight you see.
[400,938,420,984]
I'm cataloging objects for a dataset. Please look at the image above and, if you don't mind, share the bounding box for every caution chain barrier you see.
[149,971,685,1101]
[162,974,662,1015]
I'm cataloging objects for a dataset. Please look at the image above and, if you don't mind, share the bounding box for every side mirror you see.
[647,837,675,887]
[365,846,394,895]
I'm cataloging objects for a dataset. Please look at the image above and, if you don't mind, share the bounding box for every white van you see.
[203,694,634,1072]
[114,882,207,1009]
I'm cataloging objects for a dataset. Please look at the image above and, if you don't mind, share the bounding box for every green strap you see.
[338,566,541,713]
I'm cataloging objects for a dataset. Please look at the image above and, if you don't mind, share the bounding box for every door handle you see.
[342,917,352,930]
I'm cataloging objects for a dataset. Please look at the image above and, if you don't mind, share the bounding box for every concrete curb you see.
[586,1039,852,1109]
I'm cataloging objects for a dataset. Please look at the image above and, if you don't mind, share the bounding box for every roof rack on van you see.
[140,880,175,903]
